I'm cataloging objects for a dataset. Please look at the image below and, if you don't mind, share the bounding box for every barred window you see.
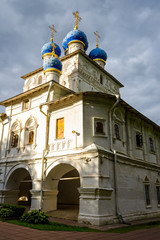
[145,185,150,206]
[28,131,34,144]
[11,132,19,148]
[136,133,143,148]
[149,137,154,153]
[114,124,120,139]
[156,186,160,205]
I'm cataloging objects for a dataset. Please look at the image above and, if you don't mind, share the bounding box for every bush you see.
[0,208,15,218]
[0,204,26,218]
[20,210,49,224]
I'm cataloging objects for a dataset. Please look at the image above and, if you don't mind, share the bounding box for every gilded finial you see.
[49,25,57,57]
[49,24,57,42]
[94,31,100,48]
[73,11,82,30]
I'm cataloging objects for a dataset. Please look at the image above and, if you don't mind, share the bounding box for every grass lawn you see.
[2,219,100,232]
[1,218,160,233]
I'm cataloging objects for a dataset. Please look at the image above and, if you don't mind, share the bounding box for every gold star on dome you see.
[73,11,82,30]
[94,31,100,48]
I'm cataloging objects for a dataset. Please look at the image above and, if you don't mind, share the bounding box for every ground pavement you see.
[0,221,160,240]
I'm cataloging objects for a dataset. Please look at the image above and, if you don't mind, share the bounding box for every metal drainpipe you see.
[108,94,120,220]
[109,94,130,225]
[39,80,54,210]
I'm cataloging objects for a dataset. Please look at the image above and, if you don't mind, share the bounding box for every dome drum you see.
[68,41,85,54]
[44,70,61,83]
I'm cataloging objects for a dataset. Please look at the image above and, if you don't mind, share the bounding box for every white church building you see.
[0,12,160,225]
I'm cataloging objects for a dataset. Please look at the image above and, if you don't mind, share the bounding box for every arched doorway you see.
[44,163,80,220]
[4,168,32,208]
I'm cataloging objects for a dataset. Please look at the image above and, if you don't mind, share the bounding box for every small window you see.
[136,133,143,148]
[145,184,150,206]
[56,118,64,139]
[38,76,42,84]
[96,122,104,134]
[100,75,103,84]
[114,124,120,139]
[156,186,160,205]
[11,132,18,148]
[23,100,29,111]
[28,131,34,144]
[149,137,154,153]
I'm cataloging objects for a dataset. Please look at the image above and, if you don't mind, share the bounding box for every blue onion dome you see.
[43,56,62,74]
[41,42,61,58]
[62,29,88,51]
[89,47,107,63]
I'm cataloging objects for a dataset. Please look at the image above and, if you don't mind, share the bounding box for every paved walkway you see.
[0,221,160,240]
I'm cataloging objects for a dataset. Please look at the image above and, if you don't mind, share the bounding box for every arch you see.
[11,119,21,131]
[113,108,124,122]
[45,158,82,180]
[44,160,81,219]
[4,164,32,187]
[4,164,32,207]
[25,116,38,129]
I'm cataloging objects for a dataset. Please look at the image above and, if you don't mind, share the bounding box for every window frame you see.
[136,132,143,148]
[11,132,19,148]
[156,186,160,206]
[143,177,151,208]
[149,137,155,153]
[114,123,121,140]
[22,99,30,111]
[92,117,107,137]
[28,130,34,145]
[56,117,64,139]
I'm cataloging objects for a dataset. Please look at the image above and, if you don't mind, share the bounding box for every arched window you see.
[38,75,42,84]
[136,133,143,148]
[113,108,125,141]
[10,120,21,149]
[24,117,38,149]
[149,137,154,152]
[11,132,19,148]
[143,176,150,206]
[114,124,120,139]
[100,75,103,84]
[28,131,34,144]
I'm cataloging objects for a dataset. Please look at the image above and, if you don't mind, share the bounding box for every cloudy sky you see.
[0,0,160,125]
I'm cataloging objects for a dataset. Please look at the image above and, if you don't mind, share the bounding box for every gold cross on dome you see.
[49,24,57,42]
[73,11,82,30]
[94,31,100,48]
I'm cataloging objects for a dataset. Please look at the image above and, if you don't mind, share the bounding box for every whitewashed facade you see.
[0,27,160,226]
